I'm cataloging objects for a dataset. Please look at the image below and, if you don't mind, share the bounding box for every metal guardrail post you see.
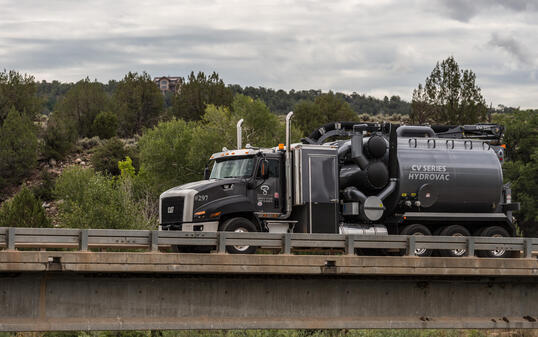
[466,237,475,257]
[283,233,291,254]
[524,239,532,258]
[217,232,227,254]
[407,236,416,256]
[7,227,15,250]
[80,230,88,251]
[345,235,354,255]
[150,231,159,252]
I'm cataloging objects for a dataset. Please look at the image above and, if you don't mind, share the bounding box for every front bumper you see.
[160,221,218,232]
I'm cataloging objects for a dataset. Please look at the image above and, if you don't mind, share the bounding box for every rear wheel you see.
[400,224,432,257]
[439,225,471,257]
[478,226,512,258]
[220,217,258,254]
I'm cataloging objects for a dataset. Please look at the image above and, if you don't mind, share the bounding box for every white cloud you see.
[0,0,536,108]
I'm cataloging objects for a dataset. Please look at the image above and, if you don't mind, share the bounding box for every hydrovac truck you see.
[159,112,520,257]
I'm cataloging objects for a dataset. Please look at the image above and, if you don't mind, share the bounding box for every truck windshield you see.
[210,157,255,179]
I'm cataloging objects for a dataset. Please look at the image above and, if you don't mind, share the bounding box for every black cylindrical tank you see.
[395,138,503,213]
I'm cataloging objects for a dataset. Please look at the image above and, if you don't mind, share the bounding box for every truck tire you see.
[439,225,471,257]
[478,226,512,258]
[400,224,432,257]
[220,217,258,254]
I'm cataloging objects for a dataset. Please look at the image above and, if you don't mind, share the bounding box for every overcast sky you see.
[1,0,537,108]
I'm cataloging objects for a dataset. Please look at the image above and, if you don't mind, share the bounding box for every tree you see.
[92,110,118,139]
[55,78,109,138]
[0,70,41,126]
[172,71,233,121]
[114,72,164,136]
[42,110,78,160]
[495,110,538,237]
[0,107,38,189]
[293,92,357,137]
[138,118,198,195]
[293,100,325,137]
[411,56,487,125]
[0,187,50,228]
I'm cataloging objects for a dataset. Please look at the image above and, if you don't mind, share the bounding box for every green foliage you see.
[173,71,233,121]
[0,69,41,126]
[43,110,78,159]
[411,56,486,125]
[293,92,357,137]
[0,186,50,228]
[119,156,136,178]
[92,138,135,176]
[93,110,119,139]
[0,107,38,189]
[230,86,411,116]
[495,110,538,237]
[230,94,283,147]
[36,80,74,114]
[54,167,154,229]
[55,78,109,138]
[31,170,56,202]
[138,118,198,195]
[114,72,164,136]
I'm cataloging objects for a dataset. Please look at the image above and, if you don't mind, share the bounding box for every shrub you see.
[0,187,50,228]
[0,107,38,188]
[92,110,118,139]
[92,138,136,176]
[31,170,56,202]
[78,136,102,150]
[54,167,154,229]
[42,111,78,160]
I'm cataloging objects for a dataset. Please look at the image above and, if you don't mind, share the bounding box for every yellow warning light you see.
[278,143,285,150]
[194,211,206,216]
[411,193,417,197]
[401,193,407,197]
[210,211,222,218]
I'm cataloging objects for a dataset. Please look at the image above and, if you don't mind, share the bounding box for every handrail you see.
[0,227,536,258]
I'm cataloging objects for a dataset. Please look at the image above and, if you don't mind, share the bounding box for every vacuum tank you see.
[337,125,504,218]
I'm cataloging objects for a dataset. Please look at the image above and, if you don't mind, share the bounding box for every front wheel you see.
[220,217,258,254]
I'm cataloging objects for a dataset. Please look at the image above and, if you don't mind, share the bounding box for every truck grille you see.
[161,196,184,224]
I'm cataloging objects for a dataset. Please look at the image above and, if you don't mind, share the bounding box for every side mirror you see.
[204,166,210,180]
[260,160,269,179]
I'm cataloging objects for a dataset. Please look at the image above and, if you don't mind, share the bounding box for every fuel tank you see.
[394,138,503,213]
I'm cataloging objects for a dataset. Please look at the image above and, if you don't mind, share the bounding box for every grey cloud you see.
[488,33,534,66]
[434,0,538,22]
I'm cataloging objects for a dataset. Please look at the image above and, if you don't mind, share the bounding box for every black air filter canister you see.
[366,135,387,158]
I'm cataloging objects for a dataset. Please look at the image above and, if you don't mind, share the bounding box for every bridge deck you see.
[1,251,537,276]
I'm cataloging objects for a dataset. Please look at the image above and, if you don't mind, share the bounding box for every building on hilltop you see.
[154,76,183,94]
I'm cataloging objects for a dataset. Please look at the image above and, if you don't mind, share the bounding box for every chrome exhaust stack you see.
[236,118,244,149]
[281,111,294,219]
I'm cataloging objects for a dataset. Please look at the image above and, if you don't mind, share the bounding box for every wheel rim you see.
[233,227,250,252]
[491,233,506,257]
[413,232,427,256]
[451,233,467,256]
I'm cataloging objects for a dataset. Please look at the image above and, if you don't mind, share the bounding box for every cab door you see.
[255,158,283,214]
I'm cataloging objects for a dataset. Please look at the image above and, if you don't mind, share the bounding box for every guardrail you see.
[1,227,537,257]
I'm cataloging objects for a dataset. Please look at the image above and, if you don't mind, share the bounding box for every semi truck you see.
[159,112,520,257]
